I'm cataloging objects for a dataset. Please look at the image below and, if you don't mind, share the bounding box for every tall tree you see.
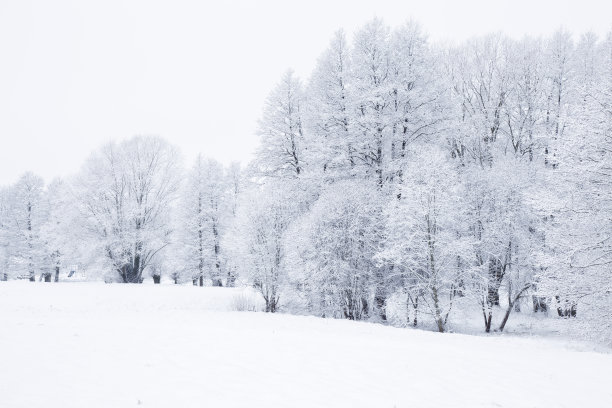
[180,156,227,286]
[305,29,354,179]
[255,70,306,178]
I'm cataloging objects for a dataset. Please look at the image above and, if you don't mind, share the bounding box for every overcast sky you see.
[0,0,610,185]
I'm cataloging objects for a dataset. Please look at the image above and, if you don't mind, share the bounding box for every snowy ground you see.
[0,282,610,408]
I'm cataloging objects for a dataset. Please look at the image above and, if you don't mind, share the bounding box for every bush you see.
[230,293,261,312]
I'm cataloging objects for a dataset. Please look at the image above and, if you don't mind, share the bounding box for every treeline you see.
[0,19,610,341]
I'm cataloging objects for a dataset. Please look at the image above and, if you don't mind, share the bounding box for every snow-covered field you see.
[0,282,610,408]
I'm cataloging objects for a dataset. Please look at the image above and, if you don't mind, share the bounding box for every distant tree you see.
[2,173,48,281]
[179,156,227,286]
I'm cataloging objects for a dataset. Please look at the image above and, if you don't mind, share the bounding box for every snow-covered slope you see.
[0,282,610,408]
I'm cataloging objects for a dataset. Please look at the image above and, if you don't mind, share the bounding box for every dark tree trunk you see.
[119,263,141,283]
[498,284,530,332]
[132,253,142,283]
[265,298,277,313]
[211,278,223,287]
[483,310,493,333]
[226,270,236,287]
[532,296,548,312]
[44,273,52,282]
[264,291,279,313]
[487,258,504,306]
[2,273,7,281]
[54,266,60,282]
[555,296,577,318]
[153,275,161,284]
[374,270,387,321]
[192,278,197,286]
[199,275,204,287]
[409,296,418,327]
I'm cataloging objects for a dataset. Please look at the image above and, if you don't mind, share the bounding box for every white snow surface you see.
[0,282,610,408]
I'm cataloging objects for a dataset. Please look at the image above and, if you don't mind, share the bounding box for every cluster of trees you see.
[235,20,611,336]
[1,19,609,339]
[0,137,241,287]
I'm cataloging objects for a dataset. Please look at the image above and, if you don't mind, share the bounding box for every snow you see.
[0,282,610,408]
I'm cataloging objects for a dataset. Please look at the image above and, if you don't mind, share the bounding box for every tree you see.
[387,21,447,183]
[463,158,538,332]
[2,173,48,281]
[305,29,354,179]
[179,156,227,286]
[40,179,74,282]
[74,136,181,283]
[223,162,242,287]
[379,147,472,332]
[286,180,382,320]
[232,181,310,312]
[350,18,393,186]
[0,187,12,281]
[255,70,306,179]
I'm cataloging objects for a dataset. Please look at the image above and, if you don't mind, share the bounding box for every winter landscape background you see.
[1,1,611,407]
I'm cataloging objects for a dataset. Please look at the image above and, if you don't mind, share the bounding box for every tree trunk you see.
[44,273,52,282]
[226,270,236,287]
[483,310,493,333]
[2,273,7,281]
[555,296,577,318]
[153,275,161,284]
[431,285,445,333]
[407,295,418,327]
[374,268,387,322]
[199,275,204,287]
[498,284,530,332]
[54,266,60,282]
[266,298,277,313]
[532,295,548,312]
[487,258,503,306]
[120,263,140,283]
[132,253,142,283]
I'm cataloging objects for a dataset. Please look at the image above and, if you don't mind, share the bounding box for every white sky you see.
[0,0,610,185]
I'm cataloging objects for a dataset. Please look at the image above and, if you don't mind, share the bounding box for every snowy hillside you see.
[1,282,610,408]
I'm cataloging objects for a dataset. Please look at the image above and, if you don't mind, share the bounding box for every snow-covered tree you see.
[305,29,354,178]
[74,136,181,283]
[1,173,48,281]
[232,181,311,312]
[350,18,393,186]
[286,180,383,320]
[255,70,306,179]
[179,156,227,286]
[379,148,472,332]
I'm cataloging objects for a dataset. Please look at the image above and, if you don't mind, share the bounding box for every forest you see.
[1,19,610,344]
